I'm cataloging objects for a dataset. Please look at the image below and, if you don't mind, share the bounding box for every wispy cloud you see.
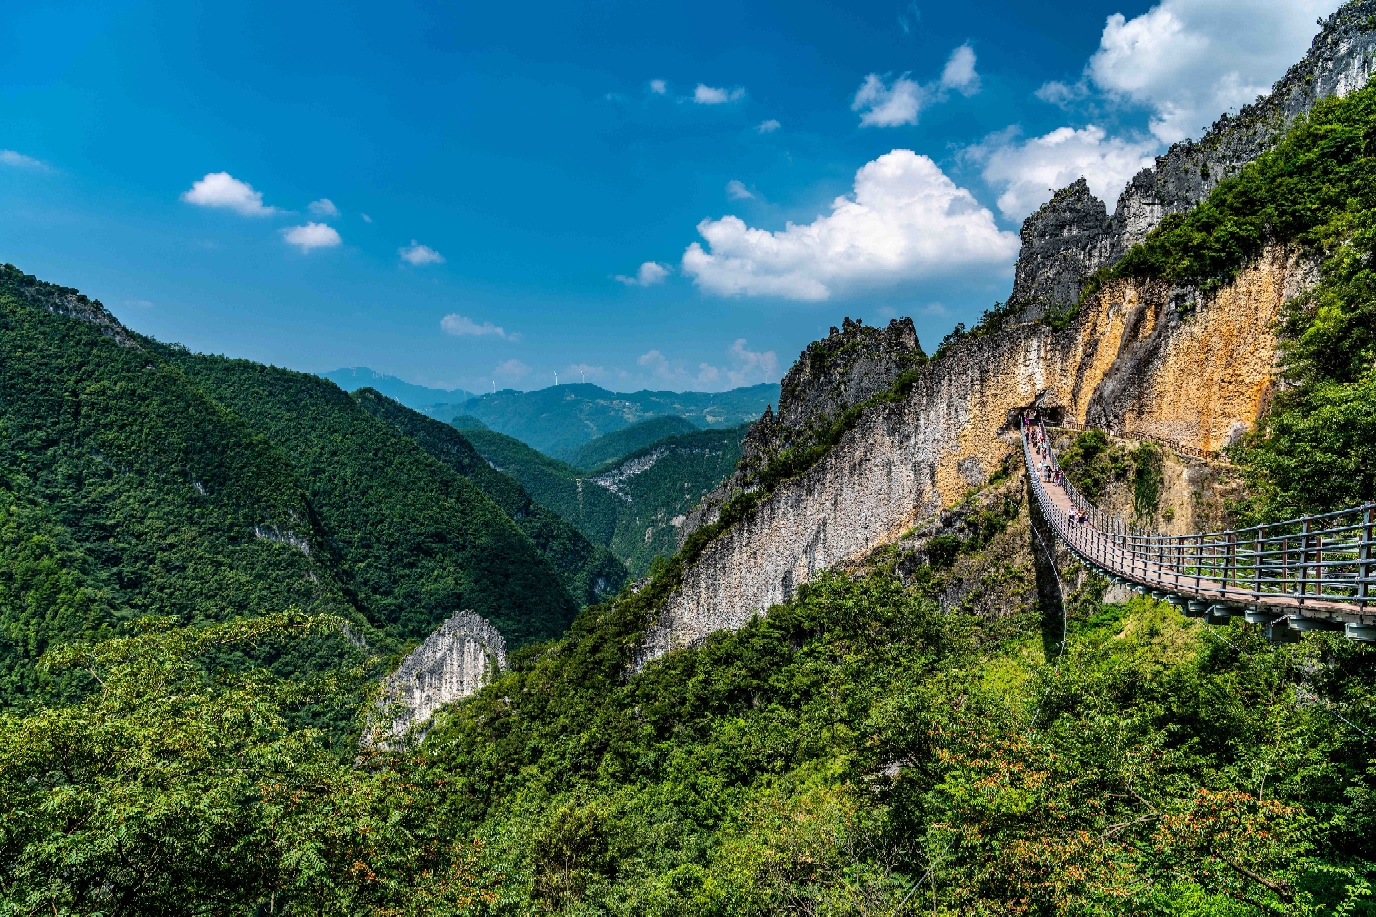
[282,222,341,251]
[940,43,980,95]
[725,180,754,201]
[181,172,278,216]
[307,198,339,217]
[852,43,982,127]
[0,150,48,170]
[650,79,667,94]
[898,1,921,35]
[637,339,780,390]
[493,358,529,381]
[757,119,781,133]
[441,314,510,339]
[852,74,928,127]
[615,261,670,287]
[693,84,745,104]
[400,240,445,265]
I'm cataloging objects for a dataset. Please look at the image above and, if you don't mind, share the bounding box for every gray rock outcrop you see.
[373,610,506,744]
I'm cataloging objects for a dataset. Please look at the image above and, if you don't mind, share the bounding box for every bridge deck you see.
[1023,419,1374,628]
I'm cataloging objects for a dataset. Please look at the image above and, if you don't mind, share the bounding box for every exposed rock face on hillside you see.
[776,316,922,435]
[635,246,1312,668]
[1008,1,1376,319]
[681,317,923,540]
[374,611,507,743]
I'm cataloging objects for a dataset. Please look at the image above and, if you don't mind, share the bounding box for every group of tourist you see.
[1023,410,1092,531]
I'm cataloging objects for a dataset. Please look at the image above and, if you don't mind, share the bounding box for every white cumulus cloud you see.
[758,119,781,133]
[974,125,1158,219]
[400,241,445,265]
[693,84,745,104]
[282,222,341,251]
[615,261,670,287]
[441,314,508,338]
[308,198,339,217]
[681,149,1018,301]
[1061,0,1338,143]
[650,79,667,94]
[725,180,754,201]
[940,43,980,95]
[181,172,278,216]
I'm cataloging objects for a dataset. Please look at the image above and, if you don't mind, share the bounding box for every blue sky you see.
[0,0,1338,392]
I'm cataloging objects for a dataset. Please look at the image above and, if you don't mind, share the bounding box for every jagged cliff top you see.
[776,316,922,433]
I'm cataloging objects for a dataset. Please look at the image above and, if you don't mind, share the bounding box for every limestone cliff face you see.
[1008,1,1376,318]
[634,247,1312,667]
[682,317,923,542]
[374,610,506,743]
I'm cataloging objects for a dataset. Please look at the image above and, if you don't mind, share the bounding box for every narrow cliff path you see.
[1022,416,1375,640]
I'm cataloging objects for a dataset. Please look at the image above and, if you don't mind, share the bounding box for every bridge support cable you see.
[1020,414,1376,641]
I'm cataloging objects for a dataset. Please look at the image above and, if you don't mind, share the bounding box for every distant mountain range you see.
[457,382,778,455]
[322,367,779,456]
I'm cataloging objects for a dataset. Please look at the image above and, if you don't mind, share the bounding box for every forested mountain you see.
[156,347,578,649]
[461,424,746,578]
[0,266,363,708]
[458,429,624,547]
[454,381,776,454]
[0,265,583,715]
[555,415,698,469]
[351,388,627,606]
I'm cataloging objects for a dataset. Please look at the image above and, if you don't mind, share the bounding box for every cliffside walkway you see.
[1021,416,1376,641]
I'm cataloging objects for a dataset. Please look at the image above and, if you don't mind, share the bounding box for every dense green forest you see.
[462,425,746,578]
[0,265,593,719]
[5,59,1376,917]
[555,416,698,470]
[352,388,627,607]
[154,345,578,650]
[0,266,367,710]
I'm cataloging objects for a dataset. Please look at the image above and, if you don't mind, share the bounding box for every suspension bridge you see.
[1021,415,1376,642]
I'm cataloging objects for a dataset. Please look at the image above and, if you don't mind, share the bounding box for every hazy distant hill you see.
[457,382,777,455]
[461,423,747,578]
[556,415,698,470]
[321,367,475,420]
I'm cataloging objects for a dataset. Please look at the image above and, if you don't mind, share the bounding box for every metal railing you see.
[1022,416,1375,630]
